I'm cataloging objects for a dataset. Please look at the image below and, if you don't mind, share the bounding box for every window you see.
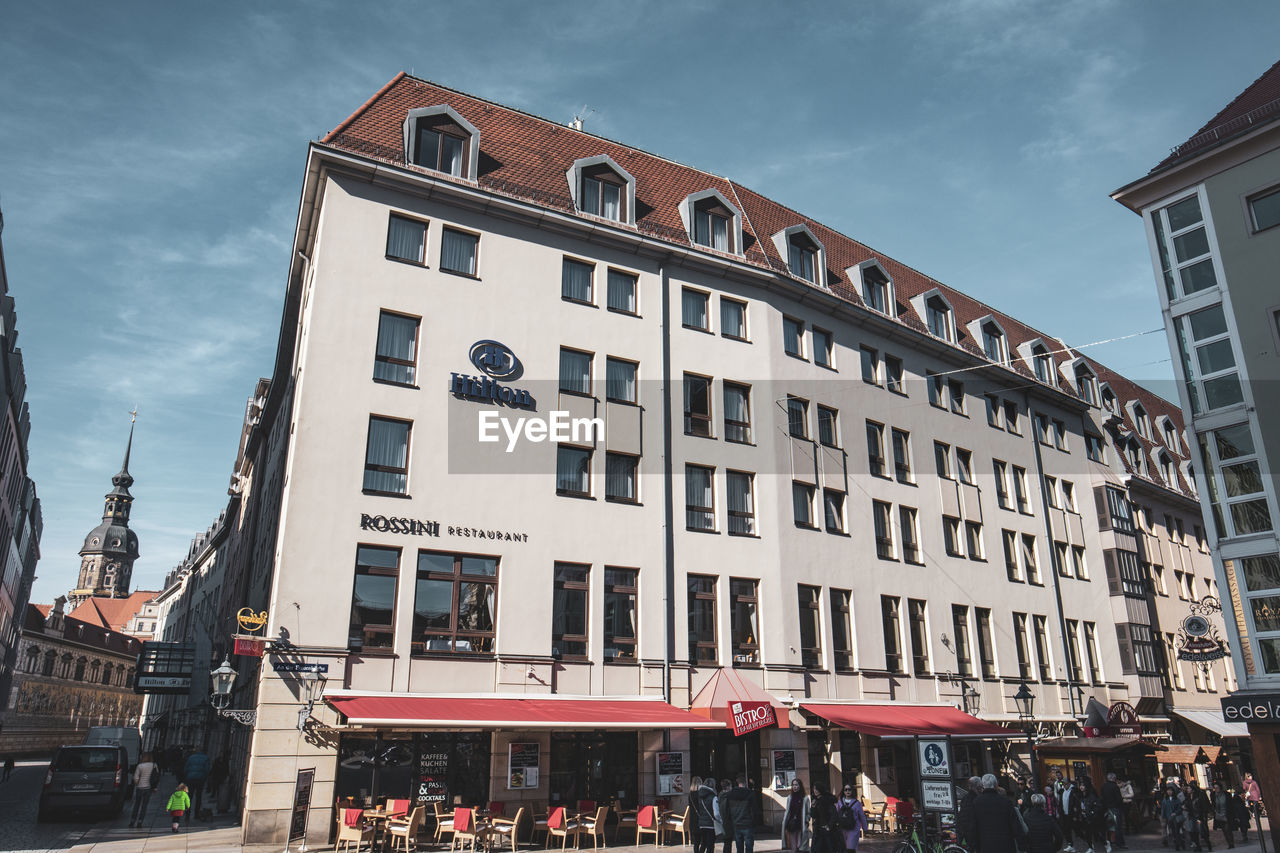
[1159,452,1174,485]
[603,568,638,661]
[605,357,637,404]
[1013,466,1031,513]
[1198,423,1273,537]
[934,442,952,479]
[908,599,930,675]
[1176,303,1244,413]
[982,322,1007,363]
[1085,433,1106,463]
[787,396,809,439]
[374,311,419,385]
[1066,620,1083,682]
[581,169,625,221]
[730,579,760,664]
[364,417,410,495]
[861,265,890,313]
[1003,531,1021,582]
[724,382,752,443]
[1248,185,1280,232]
[966,522,985,560]
[793,482,816,528]
[694,197,733,250]
[552,563,590,658]
[606,268,638,314]
[869,500,895,559]
[818,406,839,448]
[866,421,886,477]
[928,372,945,408]
[1133,403,1151,438]
[683,373,713,436]
[562,258,594,303]
[1045,476,1060,508]
[386,214,427,263]
[882,595,903,673]
[1033,615,1052,682]
[721,298,747,340]
[727,471,756,536]
[956,449,973,485]
[1152,192,1218,299]
[952,605,973,677]
[685,465,715,531]
[1052,419,1067,451]
[892,428,913,483]
[1004,400,1020,434]
[943,516,962,556]
[1032,344,1053,383]
[1162,420,1180,453]
[559,348,592,395]
[1023,535,1041,584]
[985,395,1003,428]
[413,550,498,654]
[687,575,717,665]
[349,545,399,651]
[412,116,467,175]
[1072,546,1087,579]
[976,608,996,679]
[1075,364,1097,405]
[440,227,478,275]
[994,460,1010,509]
[1084,622,1102,683]
[832,590,853,670]
[1034,413,1051,446]
[949,380,965,415]
[885,355,905,394]
[814,328,834,368]
[1061,480,1076,511]
[682,289,710,331]
[605,453,638,503]
[556,446,592,496]
[860,346,879,384]
[783,316,804,358]
[788,232,819,282]
[824,489,846,534]
[798,585,822,669]
[1013,613,1032,680]
[1054,541,1069,578]
[900,506,921,563]
[925,295,953,342]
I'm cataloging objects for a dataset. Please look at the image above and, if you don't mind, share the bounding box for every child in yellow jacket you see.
[166,784,191,833]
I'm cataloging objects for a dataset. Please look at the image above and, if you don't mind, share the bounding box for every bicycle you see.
[892,811,968,853]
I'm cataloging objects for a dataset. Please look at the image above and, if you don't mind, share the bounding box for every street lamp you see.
[962,683,981,716]
[210,658,237,710]
[1013,683,1039,788]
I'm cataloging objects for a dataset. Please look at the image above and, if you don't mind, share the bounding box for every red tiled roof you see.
[23,603,144,656]
[1154,58,1280,172]
[68,590,158,633]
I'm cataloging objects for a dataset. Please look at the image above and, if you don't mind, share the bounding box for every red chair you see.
[893,799,913,832]
[637,805,661,845]
[453,807,482,851]
[488,801,506,817]
[547,806,580,849]
[577,799,597,814]
[387,798,412,818]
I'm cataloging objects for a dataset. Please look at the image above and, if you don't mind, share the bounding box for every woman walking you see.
[810,782,838,853]
[782,779,811,853]
[835,784,867,852]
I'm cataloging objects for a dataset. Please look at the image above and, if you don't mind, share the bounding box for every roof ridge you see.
[322,71,407,144]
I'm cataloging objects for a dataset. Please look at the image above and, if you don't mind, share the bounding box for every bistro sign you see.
[728,700,777,736]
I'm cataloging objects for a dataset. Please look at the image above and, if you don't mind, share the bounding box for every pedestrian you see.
[959,776,983,849]
[1242,773,1261,808]
[1078,777,1108,853]
[1,754,12,782]
[1228,791,1251,845]
[208,751,229,813]
[726,775,757,853]
[969,773,1025,853]
[835,783,867,852]
[1165,789,1187,851]
[129,751,159,828]
[1023,794,1065,853]
[182,748,210,822]
[166,783,191,833]
[695,776,718,853]
[690,776,706,853]
[782,779,811,853]
[1210,783,1235,849]
[1102,772,1126,849]
[1061,776,1082,853]
[718,779,734,853]
[809,782,837,853]
[1188,782,1213,853]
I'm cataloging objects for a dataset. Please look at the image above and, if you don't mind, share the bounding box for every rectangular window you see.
[552,562,590,658]
[731,579,760,665]
[817,406,839,448]
[861,346,879,384]
[562,257,594,303]
[1013,613,1032,680]
[440,227,478,275]
[832,590,853,671]
[695,205,731,250]
[882,595,903,673]
[373,311,419,385]
[364,416,411,495]
[824,489,846,534]
[386,214,427,263]
[687,575,717,665]
[559,348,592,395]
[556,446,592,496]
[873,500,895,559]
[1035,413,1051,446]
[814,328,834,368]
[985,394,1002,428]
[605,452,638,503]
[1062,480,1076,511]
[682,288,710,331]
[798,585,822,669]
[928,372,945,408]
[724,382,752,443]
[683,373,713,436]
[1033,615,1052,682]
[976,608,996,679]
[949,379,965,415]
[783,316,804,358]
[862,267,888,312]
[892,428,912,483]
[1066,619,1083,682]
[1199,422,1274,537]
[727,471,756,536]
[413,550,498,654]
[952,605,973,677]
[908,599,930,676]
[966,521,985,560]
[581,173,623,220]
[1013,466,1031,513]
[603,568,638,662]
[414,125,464,175]
[866,421,886,477]
[1004,401,1020,434]
[793,482,816,528]
[721,298,747,340]
[787,396,809,439]
[1003,530,1021,582]
[349,545,400,651]
[606,357,637,404]
[956,448,974,485]
[685,465,715,531]
[1053,419,1068,451]
[935,442,953,479]
[885,355,905,393]
[1075,545,1091,579]
[1086,433,1106,463]
[1153,193,1218,299]
[1045,476,1060,508]
[788,235,817,281]
[943,516,962,556]
[606,268,637,314]
[900,506,921,564]
[1249,186,1280,232]
[1023,534,1041,584]
[1084,622,1102,683]
[994,460,1010,509]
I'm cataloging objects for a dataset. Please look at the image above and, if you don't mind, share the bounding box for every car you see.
[83,726,141,774]
[37,744,129,822]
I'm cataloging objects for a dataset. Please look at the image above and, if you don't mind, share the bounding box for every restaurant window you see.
[724,382,752,443]
[349,545,399,652]
[976,607,996,679]
[787,396,809,439]
[1084,621,1102,684]
[549,731,638,807]
[684,373,713,436]
[798,585,822,669]
[413,550,498,654]
[866,421,886,477]
[440,227,478,276]
[727,471,756,536]
[604,567,638,662]
[900,506,921,564]
[818,406,839,448]
[952,604,973,677]
[682,288,710,331]
[552,562,590,659]
[687,575,717,665]
[605,452,638,503]
[363,416,410,495]
[793,482,816,528]
[373,311,419,386]
[562,257,594,304]
[556,446,591,497]
[908,599,930,676]
[1033,615,1052,682]
[892,428,912,483]
[873,500,894,559]
[607,268,638,315]
[386,213,427,264]
[606,357,637,404]
[685,465,715,531]
[1013,613,1032,680]
[832,589,854,671]
[721,298,747,340]
[731,579,760,665]
[882,595,903,674]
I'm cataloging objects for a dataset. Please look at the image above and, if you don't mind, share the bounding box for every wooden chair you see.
[488,801,507,818]
[388,804,427,852]
[545,806,580,850]
[636,806,661,846]
[531,806,551,846]
[884,797,900,833]
[386,798,412,818]
[660,807,690,846]
[614,808,638,844]
[434,801,457,845]
[577,799,597,814]
[864,802,888,834]
[336,808,374,852]
[490,805,527,853]
[453,807,481,852]
[578,805,610,849]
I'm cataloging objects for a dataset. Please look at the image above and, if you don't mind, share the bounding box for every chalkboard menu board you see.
[508,742,539,789]
[289,767,315,843]
[419,743,450,804]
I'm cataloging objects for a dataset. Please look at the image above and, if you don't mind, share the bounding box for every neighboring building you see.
[68,589,162,642]
[0,597,142,755]
[226,75,1236,844]
[1114,59,1280,803]
[0,204,43,735]
[69,425,140,608]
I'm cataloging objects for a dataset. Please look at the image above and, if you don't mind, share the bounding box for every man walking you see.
[1102,772,1126,849]
[1062,775,1082,852]
[182,748,210,822]
[969,773,1026,853]
[725,776,757,853]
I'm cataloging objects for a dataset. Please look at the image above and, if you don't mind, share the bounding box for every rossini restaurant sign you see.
[360,514,529,544]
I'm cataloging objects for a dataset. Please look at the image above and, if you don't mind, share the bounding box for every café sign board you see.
[1222,691,1280,722]
[728,700,776,736]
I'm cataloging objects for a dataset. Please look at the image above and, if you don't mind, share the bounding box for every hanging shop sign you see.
[1176,598,1230,664]
[656,752,684,795]
[507,742,539,790]
[728,700,776,736]
[236,608,268,634]
[1108,701,1141,738]
[772,750,796,790]
[134,642,196,695]
[449,340,536,409]
[234,635,266,657]
[918,739,952,778]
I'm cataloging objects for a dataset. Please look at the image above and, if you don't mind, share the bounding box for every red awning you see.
[326,692,725,729]
[800,703,1018,738]
[689,668,789,728]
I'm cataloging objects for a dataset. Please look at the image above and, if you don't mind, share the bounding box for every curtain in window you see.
[824,491,843,529]
[607,270,636,312]
[374,313,418,383]
[559,351,591,394]
[727,473,753,534]
[712,215,729,251]
[720,301,744,338]
[792,484,810,524]
[601,182,621,220]
[364,418,409,493]
[606,359,635,403]
[440,134,464,176]
[557,447,589,494]
[686,467,712,528]
[563,259,593,302]
[682,290,707,328]
[606,454,635,500]
[724,386,747,425]
[386,216,424,262]
[441,229,476,274]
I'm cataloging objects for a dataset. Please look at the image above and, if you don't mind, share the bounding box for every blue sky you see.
[1,1,1276,604]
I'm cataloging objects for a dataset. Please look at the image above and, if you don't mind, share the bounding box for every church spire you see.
[110,416,135,496]
[71,413,141,606]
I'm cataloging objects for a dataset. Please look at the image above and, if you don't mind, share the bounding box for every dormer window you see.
[1162,419,1180,453]
[861,265,890,314]
[788,232,818,281]
[1074,363,1097,405]
[1101,385,1117,414]
[982,321,1007,363]
[925,295,954,342]
[415,122,465,176]
[1133,403,1150,439]
[568,155,636,225]
[679,190,742,254]
[1032,344,1053,383]
[1125,439,1142,471]
[1158,452,1174,485]
[403,105,479,181]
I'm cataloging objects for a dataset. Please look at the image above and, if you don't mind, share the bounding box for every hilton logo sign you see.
[450,340,535,409]
[728,700,777,737]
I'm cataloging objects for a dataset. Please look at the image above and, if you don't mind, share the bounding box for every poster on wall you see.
[875,747,896,785]
[772,750,796,790]
[508,742,539,790]
[657,752,684,795]
[418,743,449,804]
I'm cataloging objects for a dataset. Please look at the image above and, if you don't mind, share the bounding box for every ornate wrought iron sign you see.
[1176,596,1230,666]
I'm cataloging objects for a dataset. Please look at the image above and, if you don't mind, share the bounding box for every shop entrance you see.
[548,731,638,807]
[691,729,763,821]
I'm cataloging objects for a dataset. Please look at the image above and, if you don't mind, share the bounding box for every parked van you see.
[83,726,141,772]
[38,744,129,821]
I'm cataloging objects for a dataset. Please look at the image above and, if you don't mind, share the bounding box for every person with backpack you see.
[782,778,811,853]
[1102,773,1126,849]
[695,776,718,853]
[835,783,867,851]
[809,782,838,853]
[1078,777,1108,853]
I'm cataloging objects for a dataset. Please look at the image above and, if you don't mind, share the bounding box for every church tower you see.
[69,422,140,607]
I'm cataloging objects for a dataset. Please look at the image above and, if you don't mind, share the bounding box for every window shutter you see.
[1094,486,1111,531]
[1114,624,1135,675]
[1103,549,1121,597]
